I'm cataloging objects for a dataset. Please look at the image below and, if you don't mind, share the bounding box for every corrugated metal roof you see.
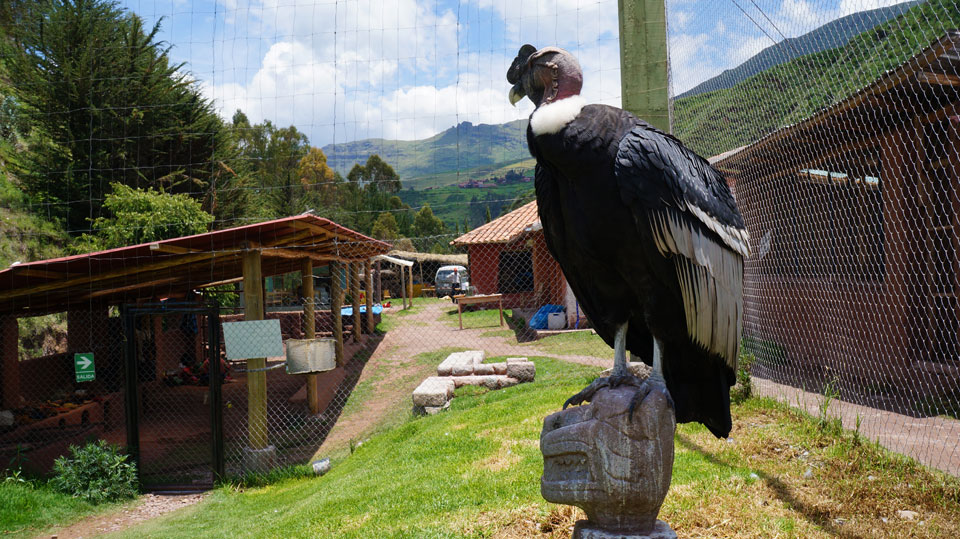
[450,200,539,246]
[0,213,391,316]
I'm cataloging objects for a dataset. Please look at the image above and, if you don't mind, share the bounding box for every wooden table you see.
[454,294,504,330]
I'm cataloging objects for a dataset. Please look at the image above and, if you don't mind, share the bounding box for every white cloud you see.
[672,10,692,32]
[668,32,720,94]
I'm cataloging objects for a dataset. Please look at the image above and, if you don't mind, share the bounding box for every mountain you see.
[678,1,922,98]
[321,120,530,184]
[673,0,960,158]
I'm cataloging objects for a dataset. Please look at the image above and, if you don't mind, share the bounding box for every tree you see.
[363,154,402,193]
[344,155,402,193]
[485,206,493,223]
[412,204,445,239]
[297,147,338,207]
[1,0,235,233]
[371,212,399,241]
[75,183,213,251]
[228,113,310,218]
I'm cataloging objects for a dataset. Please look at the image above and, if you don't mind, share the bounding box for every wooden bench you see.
[454,294,504,330]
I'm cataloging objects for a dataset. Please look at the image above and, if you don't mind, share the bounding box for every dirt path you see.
[43,493,206,539]
[315,301,609,454]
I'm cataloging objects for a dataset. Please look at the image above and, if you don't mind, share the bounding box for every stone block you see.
[437,350,485,376]
[413,376,454,407]
[451,363,475,376]
[499,377,519,388]
[452,376,485,388]
[473,364,495,375]
[481,376,501,390]
[506,359,536,383]
[492,363,507,375]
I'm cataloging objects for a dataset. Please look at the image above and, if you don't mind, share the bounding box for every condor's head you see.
[507,45,583,109]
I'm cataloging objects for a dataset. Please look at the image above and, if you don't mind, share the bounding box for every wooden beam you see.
[242,249,269,450]
[917,71,960,86]
[0,252,219,302]
[618,0,670,132]
[330,261,344,366]
[301,258,319,415]
[408,263,414,305]
[1,316,19,409]
[194,277,244,289]
[12,268,83,280]
[149,242,202,254]
[400,265,407,310]
[264,229,314,248]
[79,276,181,301]
[351,262,361,343]
[365,260,374,335]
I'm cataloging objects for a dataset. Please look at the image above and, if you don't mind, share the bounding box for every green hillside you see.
[322,120,530,185]
[674,0,960,157]
[678,1,921,98]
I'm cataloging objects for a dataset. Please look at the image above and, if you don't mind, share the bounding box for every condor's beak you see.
[508,81,525,106]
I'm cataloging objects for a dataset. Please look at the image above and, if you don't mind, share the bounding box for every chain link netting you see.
[668,0,960,474]
[1,0,959,484]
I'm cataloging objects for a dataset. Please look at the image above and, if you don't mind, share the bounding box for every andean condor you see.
[507,45,749,438]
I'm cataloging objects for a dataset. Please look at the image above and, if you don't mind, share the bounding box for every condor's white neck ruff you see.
[530,95,586,136]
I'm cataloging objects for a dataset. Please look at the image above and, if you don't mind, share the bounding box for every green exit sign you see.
[74,352,95,382]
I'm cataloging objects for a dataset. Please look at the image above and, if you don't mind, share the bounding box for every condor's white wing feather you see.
[616,124,749,368]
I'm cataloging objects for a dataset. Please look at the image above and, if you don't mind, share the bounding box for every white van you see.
[435,265,469,297]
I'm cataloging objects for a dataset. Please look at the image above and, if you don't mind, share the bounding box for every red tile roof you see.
[451,200,539,246]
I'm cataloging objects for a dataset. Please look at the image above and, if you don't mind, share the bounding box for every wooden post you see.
[301,259,319,415]
[242,249,268,450]
[351,262,361,343]
[365,260,374,333]
[400,265,407,309]
[376,259,382,303]
[1,316,19,410]
[330,261,344,366]
[618,0,671,133]
[408,264,414,304]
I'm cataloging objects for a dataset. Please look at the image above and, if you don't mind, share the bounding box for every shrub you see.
[49,441,138,504]
[731,349,756,404]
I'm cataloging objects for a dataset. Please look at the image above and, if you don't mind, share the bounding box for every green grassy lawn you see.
[528,331,612,360]
[437,303,513,330]
[0,480,124,538]
[111,358,960,538]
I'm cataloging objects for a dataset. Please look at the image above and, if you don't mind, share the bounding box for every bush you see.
[49,441,138,504]
[731,349,756,404]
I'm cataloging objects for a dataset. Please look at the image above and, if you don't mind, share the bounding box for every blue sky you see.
[119,0,911,146]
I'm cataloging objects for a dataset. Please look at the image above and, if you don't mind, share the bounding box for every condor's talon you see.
[563,377,610,409]
[627,377,675,422]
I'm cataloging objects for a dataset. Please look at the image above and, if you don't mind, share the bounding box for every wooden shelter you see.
[712,32,960,403]
[0,213,390,469]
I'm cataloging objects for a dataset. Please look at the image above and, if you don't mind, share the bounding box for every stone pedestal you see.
[541,384,676,538]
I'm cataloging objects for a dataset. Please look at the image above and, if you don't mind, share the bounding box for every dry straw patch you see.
[659,400,960,538]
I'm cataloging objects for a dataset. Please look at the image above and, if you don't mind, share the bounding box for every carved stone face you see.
[540,385,675,533]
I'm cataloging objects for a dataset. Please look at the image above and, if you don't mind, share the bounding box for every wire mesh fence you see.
[667,0,960,474]
[0,0,959,484]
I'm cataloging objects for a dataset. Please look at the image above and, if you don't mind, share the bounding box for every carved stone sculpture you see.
[540,384,676,538]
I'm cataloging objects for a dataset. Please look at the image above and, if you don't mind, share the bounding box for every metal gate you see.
[122,303,223,491]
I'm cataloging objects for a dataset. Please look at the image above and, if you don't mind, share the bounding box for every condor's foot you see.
[627,375,675,421]
[563,374,644,409]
